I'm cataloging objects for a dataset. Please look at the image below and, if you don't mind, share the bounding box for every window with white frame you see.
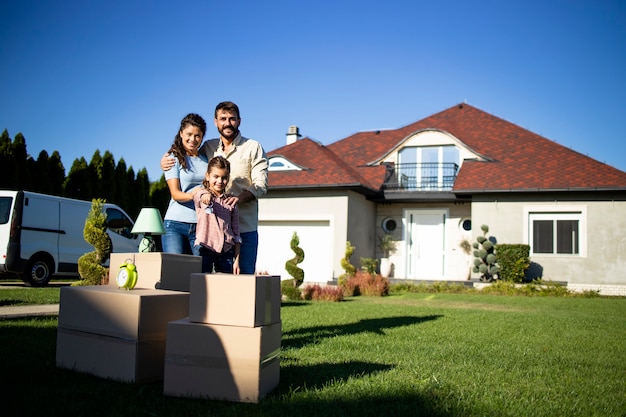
[268,156,301,171]
[528,211,583,255]
[397,145,459,190]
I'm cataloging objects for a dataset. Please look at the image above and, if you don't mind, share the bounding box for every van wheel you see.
[23,257,53,287]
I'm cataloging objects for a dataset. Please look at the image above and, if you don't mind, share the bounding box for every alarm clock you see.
[116,259,138,290]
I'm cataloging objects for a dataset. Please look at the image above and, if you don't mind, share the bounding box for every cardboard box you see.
[164,318,281,403]
[189,274,281,327]
[56,285,189,382]
[56,328,166,383]
[108,252,202,291]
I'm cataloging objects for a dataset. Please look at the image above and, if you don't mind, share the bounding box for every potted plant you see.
[379,233,397,278]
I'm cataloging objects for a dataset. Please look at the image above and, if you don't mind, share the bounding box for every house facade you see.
[257,103,626,295]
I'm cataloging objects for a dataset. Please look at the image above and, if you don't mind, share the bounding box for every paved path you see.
[0,281,67,318]
[0,304,59,319]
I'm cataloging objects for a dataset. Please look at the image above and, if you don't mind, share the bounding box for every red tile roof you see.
[268,103,626,193]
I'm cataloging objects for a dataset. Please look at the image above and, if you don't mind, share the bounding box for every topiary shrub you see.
[338,241,356,287]
[472,224,499,282]
[285,231,304,287]
[75,199,112,286]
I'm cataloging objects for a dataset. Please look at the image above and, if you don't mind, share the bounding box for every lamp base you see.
[139,236,156,252]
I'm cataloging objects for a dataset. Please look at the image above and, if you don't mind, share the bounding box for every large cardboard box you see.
[189,274,281,327]
[56,328,166,383]
[56,285,189,382]
[108,252,202,291]
[164,318,281,403]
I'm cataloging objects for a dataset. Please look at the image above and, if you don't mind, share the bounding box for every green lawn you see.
[0,291,624,416]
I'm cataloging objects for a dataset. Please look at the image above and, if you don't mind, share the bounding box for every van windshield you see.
[0,197,12,224]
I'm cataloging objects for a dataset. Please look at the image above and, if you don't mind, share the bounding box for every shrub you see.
[390,282,474,294]
[338,241,356,286]
[281,279,302,300]
[479,280,573,297]
[379,233,397,258]
[360,257,378,275]
[285,232,304,286]
[75,199,112,286]
[496,244,530,283]
[301,284,344,302]
[472,224,499,282]
[342,271,389,297]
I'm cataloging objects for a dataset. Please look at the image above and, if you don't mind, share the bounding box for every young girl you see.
[193,156,241,274]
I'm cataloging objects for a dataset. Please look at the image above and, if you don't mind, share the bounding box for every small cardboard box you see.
[108,252,202,291]
[189,274,281,327]
[164,318,281,403]
[56,285,189,382]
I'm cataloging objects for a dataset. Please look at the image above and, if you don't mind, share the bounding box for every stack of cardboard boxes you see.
[55,252,282,403]
[55,253,201,382]
[163,273,282,403]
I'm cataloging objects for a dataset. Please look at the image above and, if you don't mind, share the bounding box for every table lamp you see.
[131,207,165,252]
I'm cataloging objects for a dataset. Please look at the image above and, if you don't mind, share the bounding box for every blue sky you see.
[1,0,625,181]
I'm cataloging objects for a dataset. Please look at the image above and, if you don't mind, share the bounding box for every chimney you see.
[286,125,301,145]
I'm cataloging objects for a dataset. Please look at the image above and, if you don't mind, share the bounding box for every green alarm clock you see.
[116,259,138,290]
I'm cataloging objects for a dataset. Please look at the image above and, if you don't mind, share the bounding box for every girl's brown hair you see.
[202,156,230,190]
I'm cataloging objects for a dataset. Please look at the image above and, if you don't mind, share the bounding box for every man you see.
[162,101,268,274]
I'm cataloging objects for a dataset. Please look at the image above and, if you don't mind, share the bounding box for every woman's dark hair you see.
[202,156,230,190]
[168,113,207,170]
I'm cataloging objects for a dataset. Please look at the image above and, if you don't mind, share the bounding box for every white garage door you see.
[257,220,332,283]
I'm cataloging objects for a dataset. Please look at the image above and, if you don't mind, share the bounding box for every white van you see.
[0,190,142,286]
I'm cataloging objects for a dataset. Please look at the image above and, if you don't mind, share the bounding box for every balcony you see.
[382,162,459,192]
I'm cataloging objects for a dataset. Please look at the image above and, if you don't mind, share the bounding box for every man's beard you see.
[220,126,239,140]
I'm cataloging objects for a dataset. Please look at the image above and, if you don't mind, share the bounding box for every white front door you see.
[404,209,446,279]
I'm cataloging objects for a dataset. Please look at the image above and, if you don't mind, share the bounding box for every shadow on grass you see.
[282,315,443,349]
[0,316,468,417]
[279,360,394,393]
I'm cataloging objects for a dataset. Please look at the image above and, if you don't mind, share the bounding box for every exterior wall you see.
[470,193,626,286]
[259,189,376,282]
[375,201,472,280]
[346,193,377,271]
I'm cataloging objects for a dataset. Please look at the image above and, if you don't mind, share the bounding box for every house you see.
[256,103,626,295]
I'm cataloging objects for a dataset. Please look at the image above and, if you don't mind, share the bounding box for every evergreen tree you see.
[101,151,117,205]
[12,133,30,190]
[126,166,138,218]
[88,150,103,200]
[114,158,130,213]
[150,174,170,218]
[34,150,52,194]
[0,130,16,189]
[135,167,150,213]
[64,157,92,200]
[48,151,65,196]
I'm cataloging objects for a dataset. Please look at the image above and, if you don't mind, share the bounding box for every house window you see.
[268,156,301,171]
[529,212,581,255]
[398,146,459,190]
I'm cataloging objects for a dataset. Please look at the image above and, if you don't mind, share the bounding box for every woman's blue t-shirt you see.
[163,153,208,223]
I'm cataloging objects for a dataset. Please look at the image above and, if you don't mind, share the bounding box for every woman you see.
[161,113,208,255]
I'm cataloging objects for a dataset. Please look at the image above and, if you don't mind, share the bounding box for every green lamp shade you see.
[131,208,165,252]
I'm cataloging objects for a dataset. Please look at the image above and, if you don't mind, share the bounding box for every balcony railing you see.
[383,162,459,191]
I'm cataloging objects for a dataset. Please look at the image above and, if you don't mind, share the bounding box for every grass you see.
[0,288,625,416]
[0,286,61,306]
